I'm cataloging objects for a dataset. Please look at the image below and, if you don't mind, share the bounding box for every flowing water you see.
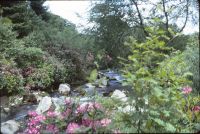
[1,70,131,123]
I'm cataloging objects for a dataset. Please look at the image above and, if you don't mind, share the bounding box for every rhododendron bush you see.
[24,99,114,134]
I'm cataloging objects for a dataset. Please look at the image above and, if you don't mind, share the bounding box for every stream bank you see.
[0,70,132,133]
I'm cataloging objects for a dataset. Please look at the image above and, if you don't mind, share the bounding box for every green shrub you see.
[0,55,24,94]
[25,63,54,90]
[120,28,199,133]
[183,33,199,92]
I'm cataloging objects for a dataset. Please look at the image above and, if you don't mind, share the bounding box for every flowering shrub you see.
[24,99,114,134]
[182,86,192,94]
[120,29,200,133]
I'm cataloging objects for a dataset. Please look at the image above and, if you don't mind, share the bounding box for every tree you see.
[88,0,198,67]
[30,0,49,21]
[89,1,131,68]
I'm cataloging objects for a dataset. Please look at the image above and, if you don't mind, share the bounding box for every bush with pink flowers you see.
[24,99,115,134]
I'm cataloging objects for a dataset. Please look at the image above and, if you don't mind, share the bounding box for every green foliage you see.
[87,69,98,83]
[120,27,199,133]
[25,63,54,89]
[0,1,95,95]
[89,1,131,68]
[183,33,199,92]
[0,55,24,95]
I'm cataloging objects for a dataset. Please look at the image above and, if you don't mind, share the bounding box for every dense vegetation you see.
[0,0,199,133]
[0,1,95,95]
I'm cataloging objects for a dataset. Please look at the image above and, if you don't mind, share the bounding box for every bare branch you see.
[178,0,189,33]
[130,0,149,37]
[162,0,169,34]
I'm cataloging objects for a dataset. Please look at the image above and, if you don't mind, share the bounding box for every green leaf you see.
[165,123,176,132]
[163,110,170,117]
[87,69,98,82]
[149,110,160,116]
[152,87,163,97]
[153,118,165,126]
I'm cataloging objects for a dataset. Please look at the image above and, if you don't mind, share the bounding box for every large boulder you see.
[1,120,20,134]
[36,96,52,114]
[58,84,71,95]
[83,83,95,96]
[51,97,66,114]
[111,89,128,102]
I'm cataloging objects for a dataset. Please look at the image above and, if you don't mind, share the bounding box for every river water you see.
[1,70,132,123]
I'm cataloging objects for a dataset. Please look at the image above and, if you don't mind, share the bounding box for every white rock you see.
[52,97,65,114]
[1,120,20,134]
[3,108,10,113]
[58,84,71,95]
[101,78,108,86]
[111,90,128,102]
[83,83,95,96]
[36,96,52,114]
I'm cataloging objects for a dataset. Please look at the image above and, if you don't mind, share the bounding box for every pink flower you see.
[87,102,102,112]
[62,108,72,117]
[28,111,38,117]
[34,115,46,122]
[46,124,59,133]
[76,103,89,114]
[82,119,102,129]
[76,102,103,114]
[82,118,92,127]
[90,120,101,130]
[47,111,56,118]
[192,106,200,112]
[182,86,192,94]
[28,119,38,126]
[65,98,72,105]
[66,123,80,133]
[100,118,111,127]
[25,127,40,134]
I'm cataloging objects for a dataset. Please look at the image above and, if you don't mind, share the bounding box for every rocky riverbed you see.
[0,70,132,134]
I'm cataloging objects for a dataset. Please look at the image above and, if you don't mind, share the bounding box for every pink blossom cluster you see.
[66,118,112,133]
[47,111,56,118]
[88,102,102,111]
[46,124,59,133]
[25,111,46,134]
[62,108,72,117]
[28,111,38,117]
[76,103,89,114]
[82,118,111,128]
[192,106,200,112]
[76,102,103,114]
[65,98,72,105]
[100,118,112,127]
[24,101,115,133]
[66,122,80,133]
[182,86,192,94]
